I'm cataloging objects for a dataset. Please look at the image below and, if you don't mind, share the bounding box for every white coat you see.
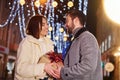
[14,35,54,80]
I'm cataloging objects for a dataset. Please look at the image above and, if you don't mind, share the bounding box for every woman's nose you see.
[46,25,48,29]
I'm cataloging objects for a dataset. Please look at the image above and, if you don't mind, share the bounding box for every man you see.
[53,9,103,80]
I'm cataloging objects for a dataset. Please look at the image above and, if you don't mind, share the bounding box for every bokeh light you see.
[67,1,74,7]
[20,0,25,6]
[39,0,47,5]
[34,0,40,8]
[52,1,58,7]
[103,0,120,24]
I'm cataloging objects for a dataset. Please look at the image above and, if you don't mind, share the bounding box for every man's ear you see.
[73,17,79,25]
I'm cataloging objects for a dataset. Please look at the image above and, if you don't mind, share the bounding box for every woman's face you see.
[40,18,48,37]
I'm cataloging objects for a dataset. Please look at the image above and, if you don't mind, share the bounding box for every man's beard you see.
[67,27,72,34]
[67,23,75,34]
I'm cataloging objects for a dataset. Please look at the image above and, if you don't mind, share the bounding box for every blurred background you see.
[0,0,120,80]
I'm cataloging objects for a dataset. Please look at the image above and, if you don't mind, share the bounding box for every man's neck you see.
[73,26,83,36]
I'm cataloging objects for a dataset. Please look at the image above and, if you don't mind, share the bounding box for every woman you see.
[14,15,56,80]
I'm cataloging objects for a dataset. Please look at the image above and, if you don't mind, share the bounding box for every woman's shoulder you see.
[19,35,34,45]
[44,37,54,44]
[19,36,30,46]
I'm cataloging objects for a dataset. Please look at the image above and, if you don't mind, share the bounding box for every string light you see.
[55,36,59,40]
[18,3,24,39]
[39,0,48,5]
[31,0,35,16]
[59,28,64,32]
[67,1,74,7]
[20,0,25,6]
[0,0,17,27]
[63,37,67,41]
[34,0,40,8]
[49,26,53,31]
[52,1,58,7]
[0,0,88,53]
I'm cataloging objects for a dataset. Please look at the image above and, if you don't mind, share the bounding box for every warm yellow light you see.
[49,27,53,31]
[20,0,25,6]
[104,62,114,72]
[103,0,120,24]
[52,1,58,7]
[67,1,74,7]
[40,0,47,5]
[114,52,120,56]
[118,47,120,51]
[34,0,40,8]
[59,28,64,32]
[64,34,69,37]
[63,37,67,41]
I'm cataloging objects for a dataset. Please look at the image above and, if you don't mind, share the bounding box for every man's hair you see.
[26,15,46,39]
[66,9,86,26]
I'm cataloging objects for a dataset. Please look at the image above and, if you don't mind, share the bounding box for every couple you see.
[14,9,103,80]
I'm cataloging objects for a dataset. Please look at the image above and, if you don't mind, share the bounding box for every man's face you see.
[65,15,75,34]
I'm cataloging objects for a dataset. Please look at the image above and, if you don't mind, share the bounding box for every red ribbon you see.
[47,52,62,63]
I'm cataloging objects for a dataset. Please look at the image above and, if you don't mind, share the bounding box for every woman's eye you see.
[42,23,45,26]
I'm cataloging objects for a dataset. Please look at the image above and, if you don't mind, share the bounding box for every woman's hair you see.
[26,15,46,39]
[66,9,86,26]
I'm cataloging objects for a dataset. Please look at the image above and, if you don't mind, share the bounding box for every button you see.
[65,73,68,76]
[66,64,68,66]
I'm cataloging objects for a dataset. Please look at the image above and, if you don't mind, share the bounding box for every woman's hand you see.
[44,63,58,78]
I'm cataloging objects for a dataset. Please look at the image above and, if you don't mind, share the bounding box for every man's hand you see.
[53,63,64,79]
[44,63,58,78]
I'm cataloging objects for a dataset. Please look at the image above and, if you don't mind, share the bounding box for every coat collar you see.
[73,27,82,36]
[26,35,41,45]
[73,27,87,40]
[25,35,53,46]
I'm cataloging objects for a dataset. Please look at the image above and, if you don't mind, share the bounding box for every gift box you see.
[38,53,51,63]
[38,52,63,67]
[38,52,63,80]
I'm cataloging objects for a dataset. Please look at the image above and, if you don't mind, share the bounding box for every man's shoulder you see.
[77,31,97,41]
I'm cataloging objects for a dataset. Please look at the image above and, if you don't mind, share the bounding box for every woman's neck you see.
[40,35,45,38]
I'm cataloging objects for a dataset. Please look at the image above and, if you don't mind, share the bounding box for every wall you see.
[0,0,20,79]
[96,0,120,80]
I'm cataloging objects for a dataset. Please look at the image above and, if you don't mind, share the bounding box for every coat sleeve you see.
[15,39,46,78]
[61,33,100,80]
